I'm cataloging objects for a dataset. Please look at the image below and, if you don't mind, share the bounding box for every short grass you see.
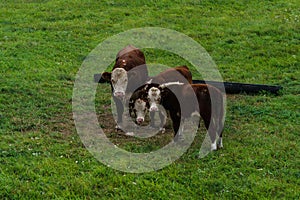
[1,0,299,199]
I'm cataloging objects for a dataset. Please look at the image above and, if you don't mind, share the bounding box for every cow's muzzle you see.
[150,106,159,112]
[114,91,125,99]
[136,117,144,124]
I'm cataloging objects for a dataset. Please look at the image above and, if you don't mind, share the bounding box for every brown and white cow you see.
[99,45,148,131]
[101,45,148,97]
[131,83,225,150]
[129,66,192,131]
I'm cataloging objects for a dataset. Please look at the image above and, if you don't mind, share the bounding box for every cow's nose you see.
[136,117,144,124]
[114,91,125,98]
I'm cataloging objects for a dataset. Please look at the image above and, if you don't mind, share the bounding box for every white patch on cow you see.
[125,132,134,136]
[160,81,184,88]
[159,127,166,133]
[179,123,184,136]
[191,111,200,117]
[190,111,200,124]
[111,68,128,98]
[212,118,216,126]
[134,98,147,124]
[149,102,158,112]
[211,140,217,151]
[122,59,126,66]
[146,79,153,84]
[147,87,161,112]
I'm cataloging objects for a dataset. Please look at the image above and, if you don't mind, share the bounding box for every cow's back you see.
[114,45,146,72]
[151,66,192,84]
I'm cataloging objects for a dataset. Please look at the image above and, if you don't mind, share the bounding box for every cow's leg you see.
[114,97,124,130]
[216,119,224,149]
[149,111,155,128]
[172,114,181,137]
[158,110,166,133]
[174,119,185,142]
[217,101,225,149]
[210,118,218,151]
[170,112,181,141]
[211,95,225,150]
[201,112,218,151]
[121,98,136,136]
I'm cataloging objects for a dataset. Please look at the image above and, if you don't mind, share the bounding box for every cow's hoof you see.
[211,142,217,151]
[174,134,184,142]
[217,138,223,149]
[115,124,122,130]
[159,128,166,133]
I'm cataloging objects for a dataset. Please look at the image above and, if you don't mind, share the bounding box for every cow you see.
[129,66,192,132]
[99,45,148,132]
[131,83,225,151]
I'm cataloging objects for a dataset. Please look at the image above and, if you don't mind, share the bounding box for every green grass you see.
[1,0,299,199]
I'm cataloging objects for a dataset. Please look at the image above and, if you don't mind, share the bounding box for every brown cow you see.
[99,45,148,132]
[131,83,225,150]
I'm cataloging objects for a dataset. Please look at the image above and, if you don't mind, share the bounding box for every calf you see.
[132,83,225,150]
[129,66,192,130]
[99,45,148,131]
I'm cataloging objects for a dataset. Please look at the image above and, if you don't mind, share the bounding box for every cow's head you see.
[147,82,184,112]
[111,68,128,99]
[132,98,148,124]
[147,87,162,112]
[129,84,150,124]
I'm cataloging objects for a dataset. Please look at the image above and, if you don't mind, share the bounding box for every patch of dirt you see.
[97,110,176,151]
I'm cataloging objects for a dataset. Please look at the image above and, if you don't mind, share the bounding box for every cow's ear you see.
[143,84,149,91]
[100,72,111,83]
[128,100,134,110]
[158,86,163,93]
[129,98,134,105]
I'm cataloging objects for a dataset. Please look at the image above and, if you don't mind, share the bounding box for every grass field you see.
[1,0,299,199]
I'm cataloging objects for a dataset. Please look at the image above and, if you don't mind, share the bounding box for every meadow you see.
[0,0,299,199]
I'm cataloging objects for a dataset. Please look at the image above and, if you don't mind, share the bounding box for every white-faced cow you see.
[100,45,148,131]
[131,83,225,151]
[129,66,192,132]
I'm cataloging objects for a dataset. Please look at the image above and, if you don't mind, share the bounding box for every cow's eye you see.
[111,79,116,84]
